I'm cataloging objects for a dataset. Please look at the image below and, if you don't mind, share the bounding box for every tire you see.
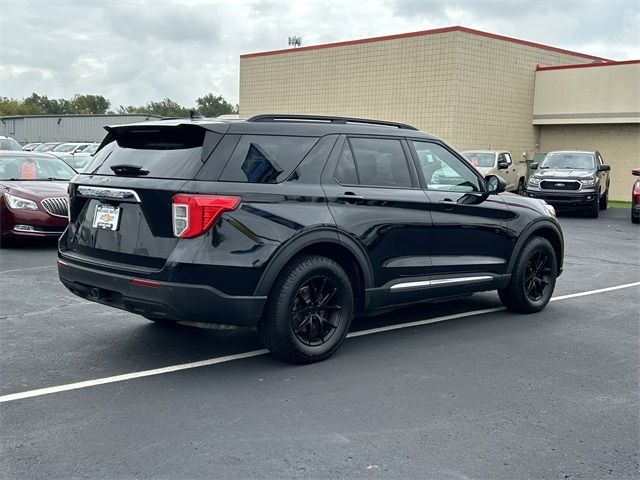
[599,189,608,210]
[516,178,525,196]
[586,197,599,218]
[498,236,557,313]
[258,254,354,364]
[632,212,639,224]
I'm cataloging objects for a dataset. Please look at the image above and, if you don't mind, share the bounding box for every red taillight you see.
[172,194,241,238]
[131,278,161,288]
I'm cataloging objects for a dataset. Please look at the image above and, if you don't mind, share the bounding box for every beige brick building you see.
[240,26,639,200]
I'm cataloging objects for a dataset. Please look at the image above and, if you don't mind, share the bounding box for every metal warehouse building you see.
[239,26,639,201]
[0,114,163,144]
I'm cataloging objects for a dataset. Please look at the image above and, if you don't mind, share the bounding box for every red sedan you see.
[632,168,640,224]
[0,152,76,247]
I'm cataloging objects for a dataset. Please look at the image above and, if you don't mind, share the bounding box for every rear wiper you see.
[110,164,150,176]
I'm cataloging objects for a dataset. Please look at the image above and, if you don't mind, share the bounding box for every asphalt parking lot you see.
[1,208,639,480]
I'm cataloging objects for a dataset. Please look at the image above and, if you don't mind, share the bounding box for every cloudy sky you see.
[1,0,638,108]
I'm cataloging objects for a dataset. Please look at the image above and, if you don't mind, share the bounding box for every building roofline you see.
[536,59,640,71]
[0,114,164,120]
[240,25,611,61]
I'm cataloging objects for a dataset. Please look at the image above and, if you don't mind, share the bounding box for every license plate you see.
[92,204,121,231]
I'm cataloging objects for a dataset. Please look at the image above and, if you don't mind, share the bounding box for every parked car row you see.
[1,138,100,172]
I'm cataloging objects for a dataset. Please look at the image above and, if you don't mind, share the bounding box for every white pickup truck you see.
[461,150,527,194]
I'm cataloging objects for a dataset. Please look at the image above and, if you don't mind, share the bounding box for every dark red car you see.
[0,151,75,247]
[632,168,640,224]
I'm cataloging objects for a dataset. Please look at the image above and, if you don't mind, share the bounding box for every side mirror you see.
[485,174,506,194]
[530,163,539,170]
[497,161,509,170]
[632,168,640,177]
[598,164,610,172]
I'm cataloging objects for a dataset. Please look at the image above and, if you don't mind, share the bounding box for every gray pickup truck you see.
[525,150,611,218]
[462,150,527,194]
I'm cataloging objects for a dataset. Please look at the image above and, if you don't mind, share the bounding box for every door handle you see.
[337,192,364,204]
[439,198,456,210]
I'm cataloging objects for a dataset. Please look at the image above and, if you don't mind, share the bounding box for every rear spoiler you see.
[95,122,231,155]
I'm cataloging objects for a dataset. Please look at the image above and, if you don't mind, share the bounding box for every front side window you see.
[412,141,482,192]
[220,135,318,183]
[503,152,513,165]
[335,137,412,188]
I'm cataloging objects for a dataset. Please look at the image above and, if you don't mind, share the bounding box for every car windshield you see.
[34,143,58,152]
[53,144,80,153]
[540,153,595,170]
[0,154,76,180]
[463,152,495,167]
[83,144,98,154]
[0,138,24,151]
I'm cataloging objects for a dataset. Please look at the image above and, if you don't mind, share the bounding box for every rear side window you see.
[86,126,213,179]
[335,137,412,188]
[219,135,318,183]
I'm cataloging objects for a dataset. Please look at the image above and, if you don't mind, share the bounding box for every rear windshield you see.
[463,152,495,168]
[0,138,24,151]
[85,126,209,179]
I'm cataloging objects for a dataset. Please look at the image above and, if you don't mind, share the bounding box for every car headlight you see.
[4,193,38,211]
[579,178,597,187]
[542,202,556,217]
[528,177,541,186]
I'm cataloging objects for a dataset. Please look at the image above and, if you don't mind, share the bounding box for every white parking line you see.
[1,281,638,404]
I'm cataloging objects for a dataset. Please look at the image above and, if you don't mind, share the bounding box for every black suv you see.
[58,115,564,363]
[526,150,611,218]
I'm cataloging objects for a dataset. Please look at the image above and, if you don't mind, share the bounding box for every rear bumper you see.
[525,190,598,209]
[58,258,267,327]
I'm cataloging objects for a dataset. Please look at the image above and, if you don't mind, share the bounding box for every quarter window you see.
[335,137,412,188]
[412,141,481,192]
[220,135,318,183]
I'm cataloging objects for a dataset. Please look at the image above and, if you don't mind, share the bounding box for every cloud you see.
[0,0,638,108]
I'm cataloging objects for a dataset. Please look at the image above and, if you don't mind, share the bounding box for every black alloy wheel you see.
[259,255,354,364]
[524,250,552,301]
[292,276,342,347]
[499,236,557,313]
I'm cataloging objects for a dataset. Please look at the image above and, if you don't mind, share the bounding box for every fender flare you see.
[254,228,375,296]
[507,218,564,274]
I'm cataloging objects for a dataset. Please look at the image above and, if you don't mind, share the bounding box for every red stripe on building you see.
[240,25,611,62]
[536,59,640,71]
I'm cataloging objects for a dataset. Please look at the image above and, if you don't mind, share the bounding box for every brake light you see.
[172,194,241,238]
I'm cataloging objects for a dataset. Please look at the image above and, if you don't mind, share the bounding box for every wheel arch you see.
[507,219,564,276]
[254,229,374,313]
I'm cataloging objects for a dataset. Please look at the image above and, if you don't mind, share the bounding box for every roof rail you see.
[246,114,419,131]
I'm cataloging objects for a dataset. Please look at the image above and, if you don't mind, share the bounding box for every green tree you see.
[117,98,189,117]
[195,93,237,118]
[69,94,110,114]
[0,97,42,116]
